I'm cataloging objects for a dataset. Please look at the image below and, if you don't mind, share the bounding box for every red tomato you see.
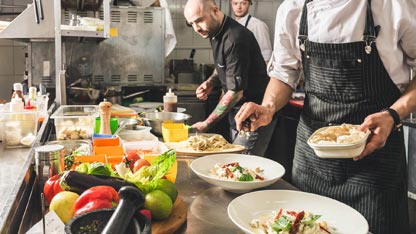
[133,159,151,173]
[123,151,141,170]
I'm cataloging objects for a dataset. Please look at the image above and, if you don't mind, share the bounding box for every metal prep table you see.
[0,104,298,233]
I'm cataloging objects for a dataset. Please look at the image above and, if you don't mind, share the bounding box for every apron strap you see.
[362,0,377,43]
[297,0,311,45]
[298,0,378,47]
[244,15,252,28]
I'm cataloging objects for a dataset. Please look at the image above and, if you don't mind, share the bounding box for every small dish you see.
[307,125,371,158]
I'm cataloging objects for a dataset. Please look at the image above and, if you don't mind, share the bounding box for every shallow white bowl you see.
[117,126,156,142]
[190,154,285,193]
[307,126,370,158]
[228,190,369,234]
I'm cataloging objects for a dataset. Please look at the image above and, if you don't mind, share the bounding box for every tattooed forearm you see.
[205,90,243,127]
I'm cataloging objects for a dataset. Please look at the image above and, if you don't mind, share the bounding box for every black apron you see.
[244,15,252,28]
[292,0,409,233]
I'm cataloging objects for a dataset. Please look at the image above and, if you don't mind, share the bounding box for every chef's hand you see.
[353,111,395,161]
[192,121,208,132]
[235,102,274,132]
[195,80,213,101]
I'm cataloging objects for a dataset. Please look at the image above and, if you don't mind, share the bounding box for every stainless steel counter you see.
[0,106,53,233]
[174,156,298,234]
[0,104,298,233]
[0,146,33,231]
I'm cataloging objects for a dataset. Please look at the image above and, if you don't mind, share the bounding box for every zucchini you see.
[60,170,137,194]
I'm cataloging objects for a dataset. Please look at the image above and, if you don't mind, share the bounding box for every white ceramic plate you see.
[228,190,369,234]
[166,133,245,156]
[190,154,285,193]
[307,125,370,158]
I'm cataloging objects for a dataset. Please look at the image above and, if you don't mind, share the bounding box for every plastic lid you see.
[165,88,176,97]
[13,83,23,91]
[29,86,37,93]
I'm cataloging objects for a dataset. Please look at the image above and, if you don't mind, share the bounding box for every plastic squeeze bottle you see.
[11,83,24,102]
[163,88,177,112]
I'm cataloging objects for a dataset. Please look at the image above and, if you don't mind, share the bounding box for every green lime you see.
[144,190,173,220]
[155,179,178,203]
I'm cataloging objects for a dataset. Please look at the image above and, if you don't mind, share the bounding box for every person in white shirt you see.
[234,0,416,233]
[231,0,272,63]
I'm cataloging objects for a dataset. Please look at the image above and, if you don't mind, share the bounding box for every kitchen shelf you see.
[0,0,111,106]
[0,0,110,40]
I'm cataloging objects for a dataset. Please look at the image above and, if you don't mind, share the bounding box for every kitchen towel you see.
[160,0,177,57]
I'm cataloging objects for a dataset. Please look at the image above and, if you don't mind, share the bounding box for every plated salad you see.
[210,162,264,182]
[250,209,332,234]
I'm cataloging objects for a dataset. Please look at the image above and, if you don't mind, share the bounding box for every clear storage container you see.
[0,110,38,148]
[51,105,99,140]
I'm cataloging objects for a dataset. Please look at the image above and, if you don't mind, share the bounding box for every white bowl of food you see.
[190,153,285,193]
[307,124,370,158]
[117,126,156,142]
[227,190,369,234]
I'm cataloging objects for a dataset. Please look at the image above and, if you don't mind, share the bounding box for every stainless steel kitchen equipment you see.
[23,5,165,104]
[169,49,197,84]
[404,119,416,200]
[34,144,65,191]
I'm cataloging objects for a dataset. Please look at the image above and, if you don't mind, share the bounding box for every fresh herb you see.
[64,154,75,170]
[231,165,244,173]
[301,214,322,225]
[239,173,254,181]
[272,215,292,231]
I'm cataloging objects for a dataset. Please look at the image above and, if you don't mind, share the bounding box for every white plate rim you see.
[227,189,369,234]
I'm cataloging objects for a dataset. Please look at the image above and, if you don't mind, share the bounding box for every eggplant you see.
[60,170,137,194]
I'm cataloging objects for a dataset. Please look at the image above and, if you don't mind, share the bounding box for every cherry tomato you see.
[133,159,151,173]
[123,151,141,170]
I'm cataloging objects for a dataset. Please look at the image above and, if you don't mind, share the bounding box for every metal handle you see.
[33,0,39,24]
[38,0,44,20]
[122,90,149,99]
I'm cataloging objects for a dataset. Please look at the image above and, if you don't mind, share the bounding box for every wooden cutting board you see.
[152,197,187,234]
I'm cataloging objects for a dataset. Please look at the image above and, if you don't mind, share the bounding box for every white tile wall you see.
[0,3,28,101]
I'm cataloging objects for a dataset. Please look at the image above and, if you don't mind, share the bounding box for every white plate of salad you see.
[190,153,285,193]
[227,190,369,234]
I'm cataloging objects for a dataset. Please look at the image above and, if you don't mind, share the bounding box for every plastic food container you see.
[0,110,38,148]
[122,140,168,157]
[162,123,188,142]
[51,105,99,141]
[117,126,155,142]
[307,126,370,158]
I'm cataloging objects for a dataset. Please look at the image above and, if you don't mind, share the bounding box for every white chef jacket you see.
[268,0,416,92]
[236,14,273,63]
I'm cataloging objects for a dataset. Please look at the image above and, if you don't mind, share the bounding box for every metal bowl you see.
[141,112,191,136]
